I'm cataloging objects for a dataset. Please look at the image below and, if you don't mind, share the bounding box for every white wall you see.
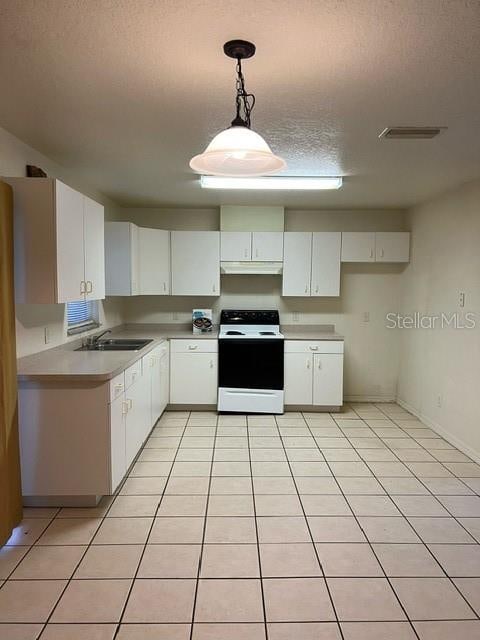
[0,126,124,357]
[118,207,407,400]
[398,179,480,460]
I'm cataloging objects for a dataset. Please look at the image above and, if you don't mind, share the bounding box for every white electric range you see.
[217,310,284,414]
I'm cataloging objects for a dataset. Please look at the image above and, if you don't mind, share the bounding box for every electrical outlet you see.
[44,326,50,344]
[292,312,300,322]
[172,312,178,321]
[459,292,465,308]
[363,311,370,323]
[437,395,442,408]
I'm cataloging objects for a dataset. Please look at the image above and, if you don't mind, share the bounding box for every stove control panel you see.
[220,310,280,325]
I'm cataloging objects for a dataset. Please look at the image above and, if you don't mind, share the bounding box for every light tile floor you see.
[1,403,480,639]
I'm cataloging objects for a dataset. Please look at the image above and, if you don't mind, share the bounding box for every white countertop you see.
[17,323,343,382]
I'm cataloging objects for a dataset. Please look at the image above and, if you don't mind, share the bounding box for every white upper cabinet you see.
[252,232,284,261]
[341,231,410,263]
[311,232,341,296]
[282,232,312,296]
[83,195,105,300]
[138,227,170,295]
[282,232,340,297]
[220,231,252,261]
[171,231,220,296]
[375,232,410,262]
[55,181,86,302]
[6,177,105,304]
[105,222,140,296]
[341,232,375,262]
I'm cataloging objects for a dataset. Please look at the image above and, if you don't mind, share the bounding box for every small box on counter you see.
[192,309,213,334]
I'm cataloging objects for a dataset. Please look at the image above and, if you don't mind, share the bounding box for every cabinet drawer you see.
[125,360,142,389]
[110,372,125,402]
[284,340,344,354]
[170,339,218,353]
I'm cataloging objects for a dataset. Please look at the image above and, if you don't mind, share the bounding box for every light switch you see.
[459,292,465,308]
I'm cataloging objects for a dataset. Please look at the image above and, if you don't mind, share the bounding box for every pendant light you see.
[189,40,286,177]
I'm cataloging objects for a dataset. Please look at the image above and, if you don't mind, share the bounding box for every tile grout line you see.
[325,409,422,639]
[274,413,346,640]
[112,410,191,638]
[187,413,219,640]
[247,414,271,640]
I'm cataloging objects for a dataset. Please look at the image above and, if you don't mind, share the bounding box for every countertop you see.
[17,323,343,383]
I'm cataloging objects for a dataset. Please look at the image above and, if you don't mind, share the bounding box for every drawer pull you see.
[188,345,198,350]
[306,359,310,369]
[309,346,319,351]
[318,360,322,370]
[122,401,129,415]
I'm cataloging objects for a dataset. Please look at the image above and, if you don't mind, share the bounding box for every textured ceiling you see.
[1,0,480,208]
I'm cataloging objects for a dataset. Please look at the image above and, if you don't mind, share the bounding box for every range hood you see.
[220,261,283,275]
[220,205,284,276]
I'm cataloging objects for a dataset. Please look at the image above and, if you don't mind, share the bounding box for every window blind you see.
[67,299,98,331]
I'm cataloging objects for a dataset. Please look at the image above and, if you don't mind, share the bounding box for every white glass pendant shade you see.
[189,126,286,177]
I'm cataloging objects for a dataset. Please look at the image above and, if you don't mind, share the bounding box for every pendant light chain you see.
[233,57,256,128]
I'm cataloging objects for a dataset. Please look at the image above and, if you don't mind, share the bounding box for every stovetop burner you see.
[226,330,244,335]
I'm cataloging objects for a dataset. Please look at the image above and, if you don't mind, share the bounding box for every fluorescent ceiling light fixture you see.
[200,176,343,190]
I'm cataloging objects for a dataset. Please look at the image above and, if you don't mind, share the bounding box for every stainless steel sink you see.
[76,338,153,352]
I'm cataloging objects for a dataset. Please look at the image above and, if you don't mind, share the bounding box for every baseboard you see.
[345,395,396,403]
[397,398,480,465]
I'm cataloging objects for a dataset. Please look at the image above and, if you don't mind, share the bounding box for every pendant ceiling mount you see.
[223,39,256,60]
[189,39,286,177]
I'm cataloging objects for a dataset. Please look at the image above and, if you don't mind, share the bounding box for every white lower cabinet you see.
[145,342,170,426]
[284,341,344,407]
[312,353,344,406]
[18,342,172,504]
[284,353,313,404]
[170,340,218,404]
[109,392,127,492]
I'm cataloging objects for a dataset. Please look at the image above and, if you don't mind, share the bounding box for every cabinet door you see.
[252,232,284,261]
[284,353,313,405]
[110,393,126,492]
[170,353,218,404]
[375,232,410,262]
[159,350,170,416]
[139,227,170,294]
[171,231,220,295]
[313,354,343,406]
[146,349,162,425]
[84,196,105,300]
[341,232,375,262]
[125,374,150,467]
[130,224,140,295]
[311,232,341,296]
[55,181,86,302]
[282,232,312,296]
[221,231,252,261]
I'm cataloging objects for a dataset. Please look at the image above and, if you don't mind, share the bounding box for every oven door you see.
[218,338,284,390]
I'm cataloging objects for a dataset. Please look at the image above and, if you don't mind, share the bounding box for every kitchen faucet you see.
[85,329,112,347]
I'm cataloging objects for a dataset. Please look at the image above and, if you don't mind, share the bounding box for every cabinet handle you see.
[305,285,308,294]
[318,359,322,370]
[370,248,374,259]
[306,359,310,369]
[86,280,93,294]
[188,345,198,350]
[131,372,137,381]
[212,284,216,293]
[127,398,133,409]
[309,346,319,351]
[315,285,319,294]
[380,248,384,258]
[255,248,259,258]
[80,280,86,295]
[210,360,214,368]
[122,401,129,415]
[163,282,167,292]
[244,248,248,258]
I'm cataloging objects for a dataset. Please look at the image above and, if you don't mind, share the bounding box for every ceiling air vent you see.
[379,126,446,139]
